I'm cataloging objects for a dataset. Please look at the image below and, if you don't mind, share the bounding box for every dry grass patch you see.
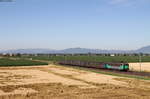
[1,83,149,99]
[0,68,91,87]
[129,62,150,72]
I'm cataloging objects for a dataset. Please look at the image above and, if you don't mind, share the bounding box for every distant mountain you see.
[0,49,57,54]
[60,47,129,54]
[136,45,150,53]
[0,46,150,54]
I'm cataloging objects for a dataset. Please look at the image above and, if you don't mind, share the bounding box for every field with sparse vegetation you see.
[0,64,149,99]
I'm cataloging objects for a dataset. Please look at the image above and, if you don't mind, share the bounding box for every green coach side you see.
[104,63,129,71]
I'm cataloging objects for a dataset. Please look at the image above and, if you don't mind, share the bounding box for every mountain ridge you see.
[0,46,150,54]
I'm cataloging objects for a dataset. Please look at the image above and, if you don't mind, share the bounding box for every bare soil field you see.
[0,64,150,99]
[129,62,150,72]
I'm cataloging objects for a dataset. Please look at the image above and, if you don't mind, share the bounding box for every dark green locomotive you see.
[103,63,129,71]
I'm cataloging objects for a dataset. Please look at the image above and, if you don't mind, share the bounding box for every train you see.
[59,60,129,71]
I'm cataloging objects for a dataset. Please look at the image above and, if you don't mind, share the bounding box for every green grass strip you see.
[0,58,48,66]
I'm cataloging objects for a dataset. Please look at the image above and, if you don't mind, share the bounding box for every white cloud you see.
[109,0,128,5]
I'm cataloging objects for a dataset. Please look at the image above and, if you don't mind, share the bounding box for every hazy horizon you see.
[0,45,148,51]
[0,0,150,50]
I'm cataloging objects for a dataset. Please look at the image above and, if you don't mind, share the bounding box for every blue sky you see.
[0,0,150,50]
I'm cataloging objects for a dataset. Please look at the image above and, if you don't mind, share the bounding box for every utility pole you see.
[65,55,67,61]
[139,53,142,72]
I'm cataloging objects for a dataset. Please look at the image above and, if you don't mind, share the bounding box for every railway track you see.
[62,65,150,78]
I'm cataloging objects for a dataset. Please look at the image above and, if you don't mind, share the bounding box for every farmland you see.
[0,64,150,99]
[0,56,150,98]
[16,55,150,63]
[0,58,48,66]
[2,55,150,72]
